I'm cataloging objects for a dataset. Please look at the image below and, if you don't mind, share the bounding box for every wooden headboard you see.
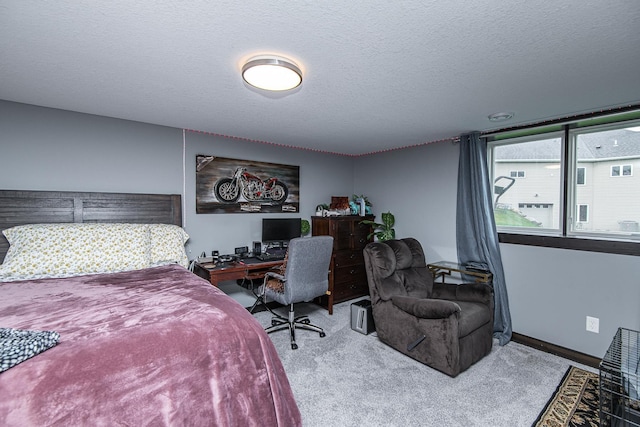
[0,190,182,263]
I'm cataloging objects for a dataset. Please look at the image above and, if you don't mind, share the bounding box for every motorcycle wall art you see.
[195,155,300,214]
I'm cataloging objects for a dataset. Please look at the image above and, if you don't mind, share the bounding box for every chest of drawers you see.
[312,215,374,314]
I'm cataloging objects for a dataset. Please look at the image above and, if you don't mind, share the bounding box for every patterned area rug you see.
[533,366,599,427]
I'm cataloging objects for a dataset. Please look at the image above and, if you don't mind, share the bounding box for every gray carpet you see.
[252,298,596,427]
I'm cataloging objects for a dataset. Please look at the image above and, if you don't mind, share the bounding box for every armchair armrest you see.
[262,271,287,295]
[456,283,493,305]
[432,282,493,305]
[391,295,460,319]
[264,271,285,282]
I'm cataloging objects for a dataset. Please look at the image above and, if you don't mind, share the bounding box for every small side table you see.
[427,261,492,284]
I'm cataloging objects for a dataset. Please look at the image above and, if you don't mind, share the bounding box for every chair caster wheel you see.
[271,319,278,326]
[301,319,310,324]
[291,343,298,350]
[319,332,326,338]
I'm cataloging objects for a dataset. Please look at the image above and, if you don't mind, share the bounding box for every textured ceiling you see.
[1,1,639,156]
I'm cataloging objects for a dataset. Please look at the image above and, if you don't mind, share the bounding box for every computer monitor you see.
[262,218,301,248]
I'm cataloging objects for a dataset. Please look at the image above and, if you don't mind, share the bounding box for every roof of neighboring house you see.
[495,128,640,161]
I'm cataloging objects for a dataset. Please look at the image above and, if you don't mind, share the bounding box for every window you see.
[488,112,640,256]
[577,204,588,222]
[490,133,563,233]
[611,165,633,177]
[577,167,586,185]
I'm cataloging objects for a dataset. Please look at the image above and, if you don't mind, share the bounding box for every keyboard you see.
[257,253,285,261]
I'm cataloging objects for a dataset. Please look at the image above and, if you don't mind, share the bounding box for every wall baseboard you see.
[511,332,601,369]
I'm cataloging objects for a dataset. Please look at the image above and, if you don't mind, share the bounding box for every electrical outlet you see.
[586,316,599,333]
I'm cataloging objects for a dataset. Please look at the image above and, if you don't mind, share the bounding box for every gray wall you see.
[2,100,639,358]
[353,141,460,262]
[0,101,184,193]
[353,140,640,358]
[0,100,354,260]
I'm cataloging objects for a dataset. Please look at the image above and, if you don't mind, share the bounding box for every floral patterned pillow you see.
[0,223,150,282]
[149,224,190,268]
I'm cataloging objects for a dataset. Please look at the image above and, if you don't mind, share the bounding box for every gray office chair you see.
[256,236,333,350]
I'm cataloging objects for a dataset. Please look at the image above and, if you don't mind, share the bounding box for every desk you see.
[427,261,492,284]
[195,258,284,287]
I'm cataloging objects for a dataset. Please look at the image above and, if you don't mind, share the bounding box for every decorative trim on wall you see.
[184,128,455,157]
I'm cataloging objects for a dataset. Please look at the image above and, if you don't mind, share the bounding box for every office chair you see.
[254,236,333,350]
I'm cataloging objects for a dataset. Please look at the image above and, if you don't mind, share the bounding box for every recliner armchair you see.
[363,238,494,377]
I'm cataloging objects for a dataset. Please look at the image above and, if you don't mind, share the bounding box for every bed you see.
[0,190,301,426]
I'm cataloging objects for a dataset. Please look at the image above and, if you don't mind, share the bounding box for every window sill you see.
[498,233,640,256]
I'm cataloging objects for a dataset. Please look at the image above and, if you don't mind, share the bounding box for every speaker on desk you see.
[253,241,262,256]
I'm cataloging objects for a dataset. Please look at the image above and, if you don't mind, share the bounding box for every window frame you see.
[577,204,589,223]
[487,110,640,257]
[489,131,565,237]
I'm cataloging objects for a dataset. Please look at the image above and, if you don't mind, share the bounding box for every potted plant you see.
[301,219,310,236]
[361,211,395,241]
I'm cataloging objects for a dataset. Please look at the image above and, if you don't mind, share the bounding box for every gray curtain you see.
[456,132,512,345]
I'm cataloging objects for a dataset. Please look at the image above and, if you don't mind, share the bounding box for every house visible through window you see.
[490,134,562,231]
[488,112,640,254]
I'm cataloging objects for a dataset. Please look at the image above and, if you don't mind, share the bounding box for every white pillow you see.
[149,224,190,268]
[0,223,150,282]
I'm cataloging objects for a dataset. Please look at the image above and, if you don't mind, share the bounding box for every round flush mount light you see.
[488,112,515,122]
[242,56,302,91]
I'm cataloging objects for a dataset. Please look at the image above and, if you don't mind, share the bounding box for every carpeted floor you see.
[252,298,598,427]
[532,366,599,427]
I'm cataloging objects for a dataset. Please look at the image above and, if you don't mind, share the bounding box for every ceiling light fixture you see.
[488,112,514,122]
[242,56,302,91]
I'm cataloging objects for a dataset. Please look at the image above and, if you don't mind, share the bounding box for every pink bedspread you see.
[0,264,301,426]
